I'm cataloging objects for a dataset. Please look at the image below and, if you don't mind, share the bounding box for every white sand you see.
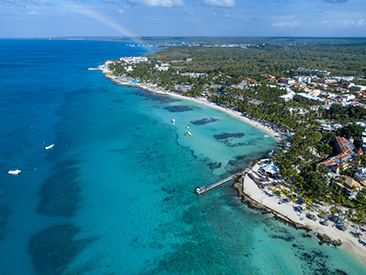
[243,163,366,265]
[102,72,283,142]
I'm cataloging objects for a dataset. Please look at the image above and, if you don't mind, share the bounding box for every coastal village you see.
[99,49,366,263]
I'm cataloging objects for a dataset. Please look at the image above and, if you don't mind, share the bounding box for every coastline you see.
[241,162,366,265]
[98,65,366,267]
[101,72,284,143]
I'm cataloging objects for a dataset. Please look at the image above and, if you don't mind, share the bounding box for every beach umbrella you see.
[328,215,339,223]
[336,224,347,231]
[306,213,316,221]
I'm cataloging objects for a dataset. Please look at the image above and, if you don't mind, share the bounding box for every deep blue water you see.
[0,39,365,274]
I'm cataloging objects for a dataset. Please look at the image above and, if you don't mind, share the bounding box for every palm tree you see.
[346,209,354,226]
[281,188,290,198]
[290,195,296,207]
[306,204,313,213]
[355,209,365,234]
[304,197,312,206]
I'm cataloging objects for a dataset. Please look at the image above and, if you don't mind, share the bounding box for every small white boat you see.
[186,131,192,136]
[264,135,269,137]
[172,119,175,123]
[8,169,21,175]
[44,144,54,150]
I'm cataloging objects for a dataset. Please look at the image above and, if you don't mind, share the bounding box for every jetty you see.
[195,169,248,195]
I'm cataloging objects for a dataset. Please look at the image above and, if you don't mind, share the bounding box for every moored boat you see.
[8,168,21,175]
[44,144,54,150]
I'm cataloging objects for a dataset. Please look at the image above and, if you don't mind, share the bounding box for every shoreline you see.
[101,72,284,143]
[98,65,366,266]
[241,162,366,265]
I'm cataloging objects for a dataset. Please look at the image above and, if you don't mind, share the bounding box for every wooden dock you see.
[195,169,248,194]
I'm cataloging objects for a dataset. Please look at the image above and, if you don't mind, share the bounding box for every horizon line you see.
[1,35,366,40]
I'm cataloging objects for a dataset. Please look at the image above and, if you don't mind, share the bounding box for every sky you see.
[0,0,365,38]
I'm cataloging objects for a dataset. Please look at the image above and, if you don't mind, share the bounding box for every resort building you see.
[120,56,148,64]
[317,136,363,173]
[354,167,366,187]
[335,176,364,199]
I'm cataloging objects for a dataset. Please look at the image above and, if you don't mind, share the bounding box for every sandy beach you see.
[99,66,366,266]
[100,70,283,143]
[243,162,366,265]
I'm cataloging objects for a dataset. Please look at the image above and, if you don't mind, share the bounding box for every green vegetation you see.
[325,105,366,123]
[107,37,366,221]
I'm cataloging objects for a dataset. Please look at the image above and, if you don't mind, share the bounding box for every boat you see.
[264,135,269,137]
[172,119,175,123]
[195,186,207,194]
[44,144,54,150]
[8,168,21,175]
[185,131,192,136]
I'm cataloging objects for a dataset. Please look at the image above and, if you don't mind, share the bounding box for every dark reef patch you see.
[38,167,82,217]
[214,132,246,147]
[291,243,347,274]
[161,187,176,195]
[148,94,181,104]
[190,117,218,126]
[0,205,11,240]
[269,234,295,242]
[335,269,349,275]
[164,105,193,112]
[28,224,98,275]
[208,161,222,170]
[214,132,245,140]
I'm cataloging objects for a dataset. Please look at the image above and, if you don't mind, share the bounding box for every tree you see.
[336,124,364,147]
[346,209,354,226]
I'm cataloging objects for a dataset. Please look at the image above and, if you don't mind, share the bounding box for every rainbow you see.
[58,2,146,46]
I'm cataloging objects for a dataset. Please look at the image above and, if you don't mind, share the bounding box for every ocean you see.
[0,39,365,275]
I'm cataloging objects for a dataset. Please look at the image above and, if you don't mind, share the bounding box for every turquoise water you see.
[0,40,365,274]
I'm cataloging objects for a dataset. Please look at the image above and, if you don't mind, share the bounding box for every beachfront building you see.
[335,176,364,199]
[317,136,363,173]
[354,167,366,187]
[120,56,148,64]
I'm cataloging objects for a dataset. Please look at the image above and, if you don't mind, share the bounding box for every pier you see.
[195,169,248,195]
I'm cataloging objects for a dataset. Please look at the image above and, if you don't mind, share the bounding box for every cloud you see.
[117,9,124,14]
[27,10,38,15]
[1,0,48,5]
[203,0,236,7]
[323,0,348,3]
[128,0,184,7]
[343,19,365,27]
[272,21,300,28]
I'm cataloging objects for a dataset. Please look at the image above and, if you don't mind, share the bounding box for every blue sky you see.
[1,0,365,38]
